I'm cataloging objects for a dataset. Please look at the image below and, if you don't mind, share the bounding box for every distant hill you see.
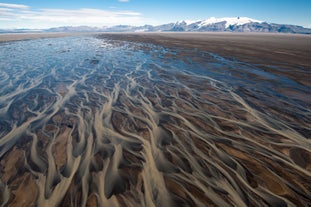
[1,17,311,34]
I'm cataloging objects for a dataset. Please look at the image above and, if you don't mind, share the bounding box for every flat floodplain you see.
[0,33,310,206]
[0,33,81,42]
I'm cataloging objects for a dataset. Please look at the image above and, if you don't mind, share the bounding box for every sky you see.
[0,0,310,29]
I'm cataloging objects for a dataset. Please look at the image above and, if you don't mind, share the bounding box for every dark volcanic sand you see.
[0,33,310,207]
[99,32,311,86]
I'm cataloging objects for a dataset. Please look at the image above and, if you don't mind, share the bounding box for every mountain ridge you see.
[1,17,310,34]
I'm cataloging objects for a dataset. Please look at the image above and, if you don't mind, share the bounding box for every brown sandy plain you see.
[0,32,310,207]
[100,32,311,86]
[0,33,81,42]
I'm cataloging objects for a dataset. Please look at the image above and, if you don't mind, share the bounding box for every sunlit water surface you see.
[0,36,310,206]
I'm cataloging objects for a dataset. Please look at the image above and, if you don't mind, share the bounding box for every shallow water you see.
[0,36,310,207]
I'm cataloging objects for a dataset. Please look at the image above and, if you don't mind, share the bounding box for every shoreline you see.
[0,32,89,42]
[97,32,311,68]
[1,32,310,86]
[1,31,310,206]
[98,32,311,86]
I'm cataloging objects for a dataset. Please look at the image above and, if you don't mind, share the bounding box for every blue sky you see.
[0,0,310,29]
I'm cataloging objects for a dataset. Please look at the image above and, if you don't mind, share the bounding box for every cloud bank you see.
[0,3,29,9]
[0,2,146,29]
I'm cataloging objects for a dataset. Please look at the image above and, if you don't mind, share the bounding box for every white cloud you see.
[0,3,150,29]
[0,3,29,9]
[118,0,130,2]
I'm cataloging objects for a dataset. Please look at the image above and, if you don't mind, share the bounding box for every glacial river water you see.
[0,35,310,206]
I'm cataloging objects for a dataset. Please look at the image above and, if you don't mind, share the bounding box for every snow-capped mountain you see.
[158,17,310,33]
[188,17,262,28]
[1,17,310,34]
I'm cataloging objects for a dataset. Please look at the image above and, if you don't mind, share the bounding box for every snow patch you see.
[199,17,262,28]
[176,20,199,25]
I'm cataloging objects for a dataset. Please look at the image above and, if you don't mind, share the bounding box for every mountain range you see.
[1,17,311,34]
